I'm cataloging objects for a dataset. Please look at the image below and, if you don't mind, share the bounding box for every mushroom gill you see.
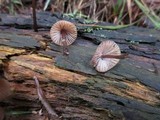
[50,20,77,55]
[91,40,121,72]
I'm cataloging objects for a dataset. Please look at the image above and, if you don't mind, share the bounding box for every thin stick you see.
[32,0,38,32]
[76,21,138,30]
[33,76,58,117]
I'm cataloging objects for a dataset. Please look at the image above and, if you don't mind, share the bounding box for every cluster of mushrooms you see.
[50,20,122,73]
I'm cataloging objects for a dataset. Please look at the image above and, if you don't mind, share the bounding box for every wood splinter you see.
[33,76,58,118]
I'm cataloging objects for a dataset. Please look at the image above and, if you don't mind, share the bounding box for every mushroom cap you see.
[91,40,121,72]
[50,20,77,46]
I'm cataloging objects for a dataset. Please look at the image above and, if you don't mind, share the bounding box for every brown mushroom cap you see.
[50,20,77,46]
[91,40,121,72]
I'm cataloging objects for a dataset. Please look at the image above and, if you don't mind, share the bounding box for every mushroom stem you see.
[32,0,38,32]
[62,39,69,56]
[152,63,159,75]
[62,46,69,56]
[101,54,128,59]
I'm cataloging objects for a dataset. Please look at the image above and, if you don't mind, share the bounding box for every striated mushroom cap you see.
[91,40,121,72]
[50,20,77,46]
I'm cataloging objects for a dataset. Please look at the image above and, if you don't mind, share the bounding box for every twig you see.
[32,0,38,32]
[76,21,138,30]
[33,76,58,117]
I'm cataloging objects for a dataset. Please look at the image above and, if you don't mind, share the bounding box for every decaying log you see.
[0,12,160,120]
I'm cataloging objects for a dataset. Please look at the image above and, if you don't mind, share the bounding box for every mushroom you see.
[50,20,77,55]
[91,40,122,72]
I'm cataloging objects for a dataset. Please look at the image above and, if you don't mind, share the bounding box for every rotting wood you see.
[0,32,40,49]
[0,13,160,119]
[2,51,160,120]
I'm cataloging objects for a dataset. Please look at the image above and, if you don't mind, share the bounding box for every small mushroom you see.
[50,20,77,55]
[91,40,121,72]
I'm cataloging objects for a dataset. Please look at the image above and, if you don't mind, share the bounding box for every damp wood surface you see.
[0,12,160,120]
